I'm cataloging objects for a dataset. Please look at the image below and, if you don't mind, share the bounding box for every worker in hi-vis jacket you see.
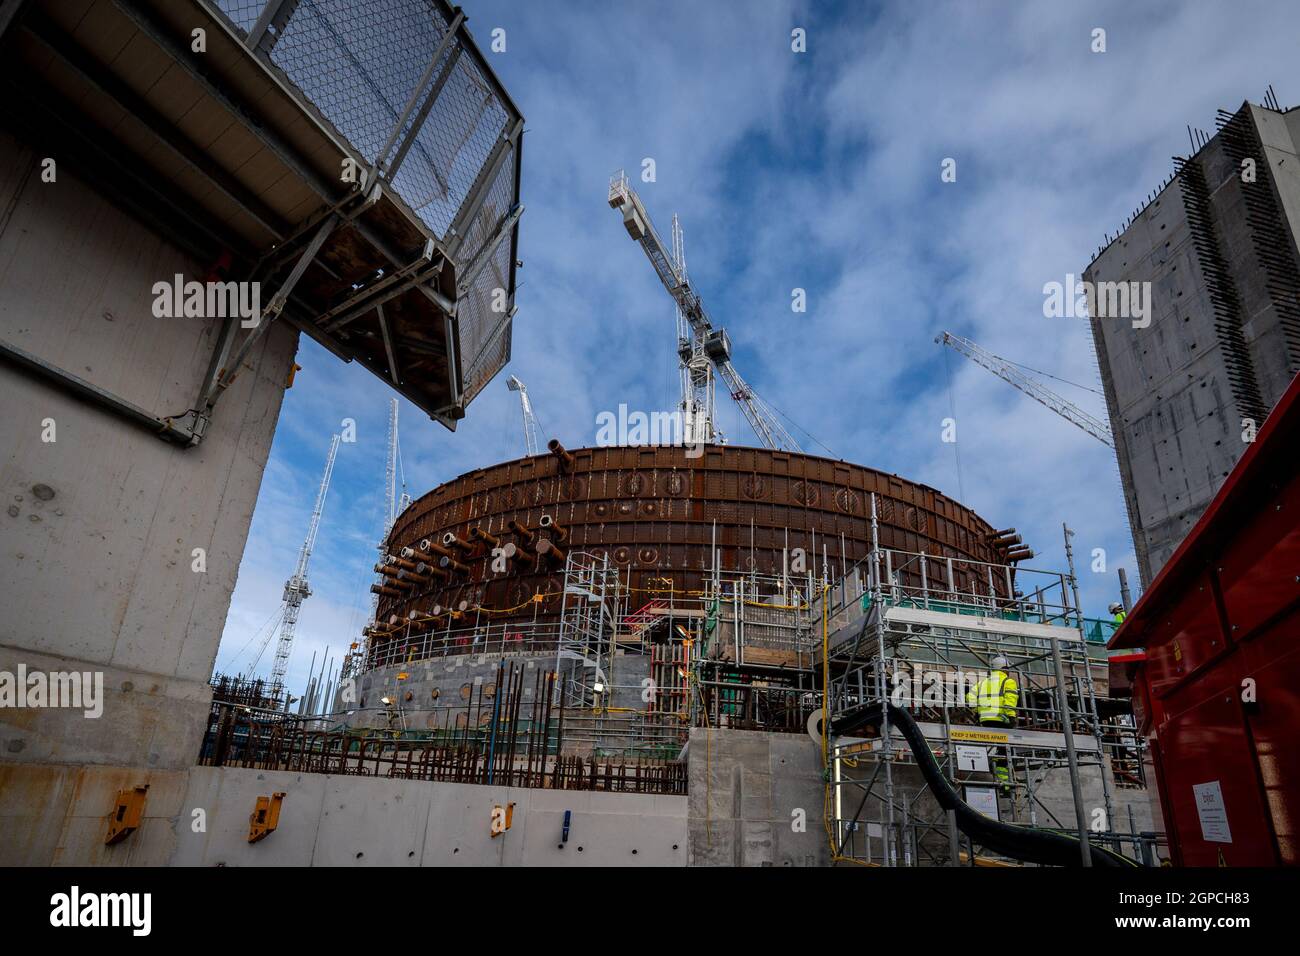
[966,655,1019,794]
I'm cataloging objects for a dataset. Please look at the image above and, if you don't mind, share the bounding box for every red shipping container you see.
[1111,370,1300,866]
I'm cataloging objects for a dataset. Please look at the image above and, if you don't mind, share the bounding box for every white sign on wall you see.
[965,785,1000,821]
[1192,780,1232,843]
[956,745,989,773]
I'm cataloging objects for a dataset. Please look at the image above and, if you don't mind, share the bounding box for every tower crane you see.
[935,331,1114,448]
[369,399,408,620]
[608,170,799,451]
[506,375,542,456]
[382,398,409,533]
[269,432,342,692]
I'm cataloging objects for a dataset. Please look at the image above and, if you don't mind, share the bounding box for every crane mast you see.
[370,399,405,622]
[270,432,342,691]
[383,398,398,535]
[506,375,542,455]
[671,213,718,446]
[935,331,1114,448]
[608,170,798,451]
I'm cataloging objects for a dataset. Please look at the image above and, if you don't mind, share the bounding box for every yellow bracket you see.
[248,791,286,843]
[105,785,149,846]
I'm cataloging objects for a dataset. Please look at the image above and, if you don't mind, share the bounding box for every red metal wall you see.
[1114,372,1300,866]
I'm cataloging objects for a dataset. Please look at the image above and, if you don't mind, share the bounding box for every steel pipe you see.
[548,438,575,470]
[539,514,569,542]
[442,532,474,553]
[439,554,470,575]
[508,519,536,546]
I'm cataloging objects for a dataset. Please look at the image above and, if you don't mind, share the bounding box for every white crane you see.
[608,171,799,451]
[506,375,542,455]
[382,398,401,534]
[369,399,408,620]
[935,331,1114,448]
[269,432,342,691]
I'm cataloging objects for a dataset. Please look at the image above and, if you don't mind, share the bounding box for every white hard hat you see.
[1109,602,1123,613]
[991,655,1008,670]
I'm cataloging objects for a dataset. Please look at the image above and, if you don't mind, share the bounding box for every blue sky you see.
[214,0,1300,697]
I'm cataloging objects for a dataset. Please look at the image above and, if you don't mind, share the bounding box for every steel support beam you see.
[372,10,464,183]
[119,0,459,305]
[387,45,462,183]
[121,0,458,322]
[446,119,522,262]
[108,0,468,419]
[213,214,338,397]
[320,262,442,336]
[0,337,198,445]
[456,203,523,296]
[245,0,298,54]
[320,239,439,333]
[377,303,400,386]
[191,315,241,439]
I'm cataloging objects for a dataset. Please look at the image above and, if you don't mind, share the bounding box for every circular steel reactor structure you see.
[367,444,1014,654]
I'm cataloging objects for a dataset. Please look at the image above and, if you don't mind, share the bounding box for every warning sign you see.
[951,728,1009,744]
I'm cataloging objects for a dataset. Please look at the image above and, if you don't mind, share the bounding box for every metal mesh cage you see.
[456,149,517,403]
[211,0,523,407]
[215,0,265,33]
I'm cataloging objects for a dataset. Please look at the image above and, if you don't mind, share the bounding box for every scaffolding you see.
[556,550,628,709]
[818,494,1148,866]
[328,505,1150,845]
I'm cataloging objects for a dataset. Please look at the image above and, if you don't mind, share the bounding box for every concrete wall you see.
[686,727,830,866]
[0,127,295,776]
[0,735,1152,867]
[347,653,564,732]
[1087,104,1300,586]
[0,762,687,867]
[343,649,658,755]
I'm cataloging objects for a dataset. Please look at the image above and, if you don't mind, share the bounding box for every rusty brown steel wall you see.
[370,445,1009,642]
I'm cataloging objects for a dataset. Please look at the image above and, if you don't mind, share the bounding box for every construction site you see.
[0,0,1297,892]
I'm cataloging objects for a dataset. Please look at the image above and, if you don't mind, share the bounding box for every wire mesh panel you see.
[267,0,456,167]
[458,216,515,402]
[214,0,266,33]
[248,0,515,239]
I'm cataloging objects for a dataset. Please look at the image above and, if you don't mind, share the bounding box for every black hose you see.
[832,702,1137,867]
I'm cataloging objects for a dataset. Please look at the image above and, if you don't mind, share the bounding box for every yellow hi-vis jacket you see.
[967,670,1018,725]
